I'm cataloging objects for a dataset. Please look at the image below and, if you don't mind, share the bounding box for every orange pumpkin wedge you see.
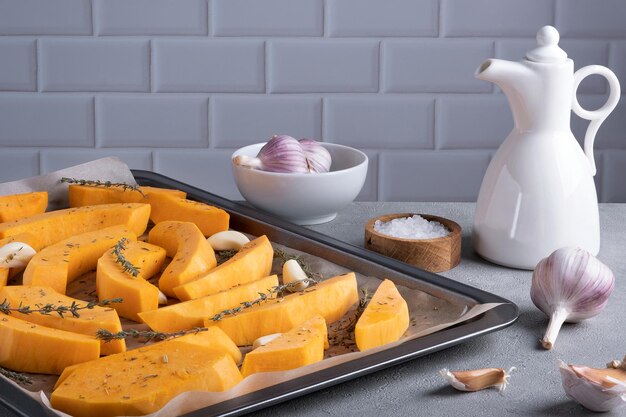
[139,274,279,333]
[206,273,358,346]
[0,191,48,222]
[173,235,273,301]
[0,203,150,249]
[50,333,242,417]
[148,221,217,298]
[96,241,166,322]
[0,314,100,375]
[241,315,328,378]
[22,225,137,294]
[68,184,186,207]
[355,279,409,351]
[145,192,229,237]
[0,285,125,355]
[0,232,43,290]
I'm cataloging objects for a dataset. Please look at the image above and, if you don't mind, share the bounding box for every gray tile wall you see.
[0,0,624,202]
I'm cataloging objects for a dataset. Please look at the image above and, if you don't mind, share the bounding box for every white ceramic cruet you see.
[472,26,621,270]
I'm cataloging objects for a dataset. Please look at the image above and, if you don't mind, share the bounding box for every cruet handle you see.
[572,65,621,176]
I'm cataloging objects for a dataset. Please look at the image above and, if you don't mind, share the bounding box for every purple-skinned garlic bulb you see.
[530,247,615,350]
[233,135,309,173]
[299,138,332,173]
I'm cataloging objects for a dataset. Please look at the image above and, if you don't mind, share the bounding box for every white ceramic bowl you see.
[232,142,368,225]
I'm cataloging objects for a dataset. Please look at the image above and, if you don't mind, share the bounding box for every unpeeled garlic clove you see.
[158,290,168,305]
[252,333,282,350]
[559,361,626,412]
[607,355,626,370]
[439,367,515,392]
[282,259,309,292]
[0,242,37,268]
[207,230,250,251]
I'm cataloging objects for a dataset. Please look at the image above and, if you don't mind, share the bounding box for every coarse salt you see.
[373,215,450,240]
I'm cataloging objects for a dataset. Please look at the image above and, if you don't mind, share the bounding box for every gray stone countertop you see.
[249,202,626,417]
[0,203,623,417]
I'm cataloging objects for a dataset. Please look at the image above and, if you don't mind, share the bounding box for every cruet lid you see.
[526,26,568,63]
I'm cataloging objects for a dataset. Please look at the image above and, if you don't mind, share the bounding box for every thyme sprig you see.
[96,278,320,342]
[60,177,145,196]
[0,366,32,386]
[0,297,123,318]
[274,248,323,281]
[208,278,319,321]
[96,327,207,343]
[112,238,141,277]
[216,249,237,264]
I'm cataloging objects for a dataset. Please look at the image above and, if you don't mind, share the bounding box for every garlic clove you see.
[158,290,168,305]
[0,242,37,268]
[439,367,515,392]
[207,230,250,251]
[607,356,626,370]
[299,138,332,173]
[252,333,282,350]
[282,259,309,292]
[570,365,626,389]
[530,247,615,350]
[559,361,626,412]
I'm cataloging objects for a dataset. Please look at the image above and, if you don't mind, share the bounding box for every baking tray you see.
[0,170,518,417]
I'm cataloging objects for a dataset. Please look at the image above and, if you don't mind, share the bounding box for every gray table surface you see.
[1,202,624,417]
[249,202,626,417]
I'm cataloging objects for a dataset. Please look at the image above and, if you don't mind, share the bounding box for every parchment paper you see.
[0,157,137,210]
[0,160,504,417]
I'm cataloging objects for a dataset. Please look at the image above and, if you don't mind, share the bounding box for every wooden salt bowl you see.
[364,213,461,273]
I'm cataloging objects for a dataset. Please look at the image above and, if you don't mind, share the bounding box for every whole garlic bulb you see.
[299,138,332,173]
[531,247,615,350]
[233,135,309,173]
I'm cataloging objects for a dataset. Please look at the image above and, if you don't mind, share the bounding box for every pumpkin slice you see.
[145,192,229,237]
[173,235,273,301]
[50,335,242,417]
[23,225,137,294]
[148,221,217,298]
[241,315,328,378]
[0,314,100,375]
[0,203,150,248]
[0,285,125,355]
[205,273,358,346]
[54,327,242,390]
[96,240,166,322]
[68,184,186,207]
[139,274,279,333]
[0,191,48,222]
[355,279,409,351]
[0,232,43,290]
